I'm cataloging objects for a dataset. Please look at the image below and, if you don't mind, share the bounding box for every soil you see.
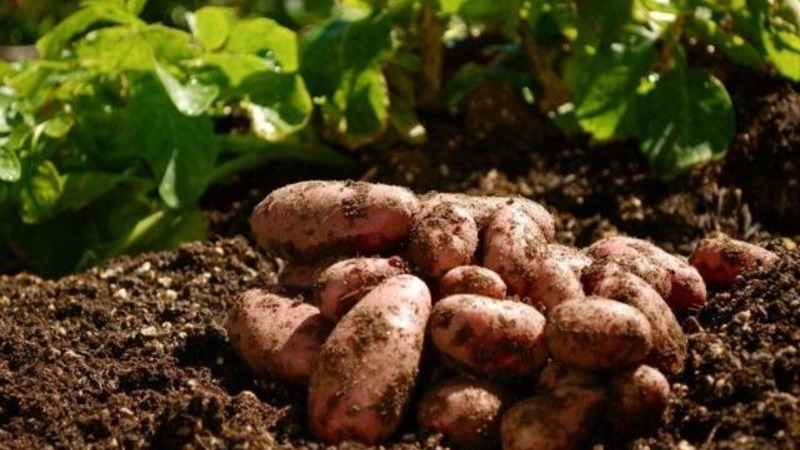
[1,67,799,449]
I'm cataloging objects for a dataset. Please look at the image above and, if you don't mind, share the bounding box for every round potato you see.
[430,294,548,379]
[408,202,479,277]
[417,378,508,450]
[527,257,585,314]
[226,289,333,385]
[548,244,593,278]
[277,257,340,291]
[501,385,607,450]
[251,180,419,262]
[584,239,672,299]
[689,235,778,286]
[607,365,671,435]
[536,361,601,395]
[438,266,507,299]
[546,297,653,372]
[314,256,408,321]
[308,275,431,445]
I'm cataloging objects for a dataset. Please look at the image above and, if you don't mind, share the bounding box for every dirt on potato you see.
[1,68,799,449]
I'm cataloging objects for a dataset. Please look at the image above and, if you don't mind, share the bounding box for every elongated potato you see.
[501,385,606,450]
[438,266,507,299]
[598,236,707,314]
[584,239,672,299]
[408,202,479,277]
[546,297,653,372]
[548,244,593,278]
[278,257,341,291]
[483,204,548,297]
[308,275,431,445]
[430,294,548,379]
[418,193,555,241]
[607,365,670,435]
[417,378,508,450]
[588,270,686,377]
[536,361,601,395]
[527,257,585,314]
[689,235,779,286]
[251,180,419,262]
[314,256,408,321]
[226,289,333,384]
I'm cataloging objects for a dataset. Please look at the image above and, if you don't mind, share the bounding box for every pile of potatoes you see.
[226,180,779,450]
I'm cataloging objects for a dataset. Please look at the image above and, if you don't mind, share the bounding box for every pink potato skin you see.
[501,385,607,450]
[548,244,593,278]
[429,294,548,379]
[587,269,687,377]
[689,235,779,286]
[438,265,507,299]
[527,257,586,314]
[314,256,408,321]
[482,204,549,297]
[536,361,602,395]
[607,365,671,436]
[584,239,672,300]
[250,180,419,262]
[546,297,653,372]
[278,257,341,291]
[308,275,432,445]
[408,202,479,277]
[417,378,508,450]
[226,289,333,385]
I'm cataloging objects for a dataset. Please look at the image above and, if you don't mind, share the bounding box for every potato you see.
[597,236,707,314]
[429,294,548,379]
[527,257,585,314]
[501,385,606,450]
[418,193,555,241]
[536,361,601,395]
[417,378,508,450]
[548,244,593,278]
[251,180,419,262]
[689,235,779,286]
[277,257,340,291]
[546,297,653,372]
[226,289,333,384]
[314,256,408,321]
[483,204,548,297]
[408,202,479,277]
[584,239,672,299]
[606,365,671,435]
[588,270,686,377]
[438,266,507,299]
[308,275,431,445]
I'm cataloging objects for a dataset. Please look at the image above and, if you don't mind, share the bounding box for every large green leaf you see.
[20,160,64,224]
[239,73,313,142]
[76,25,195,73]
[189,6,235,52]
[225,18,299,72]
[199,53,275,87]
[155,64,218,116]
[325,67,389,148]
[57,171,130,212]
[638,67,734,179]
[763,28,800,80]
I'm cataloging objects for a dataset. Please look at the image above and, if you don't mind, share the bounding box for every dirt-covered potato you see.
[501,385,607,450]
[417,378,508,450]
[438,266,507,299]
[548,244,593,278]
[226,289,333,385]
[587,269,687,377]
[546,297,653,372]
[607,365,671,435]
[251,180,419,262]
[584,239,672,299]
[536,361,602,395]
[689,235,779,286]
[308,275,431,445]
[483,203,548,297]
[408,202,479,277]
[429,294,548,379]
[314,256,408,321]
[528,257,586,314]
[277,257,340,291]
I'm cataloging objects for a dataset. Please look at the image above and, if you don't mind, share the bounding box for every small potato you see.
[417,378,508,450]
[226,289,333,384]
[308,275,431,445]
[430,294,548,379]
[546,297,653,372]
[689,235,779,286]
[588,270,686,377]
[251,180,419,262]
[408,203,479,277]
[314,256,408,321]
[278,257,340,291]
[501,385,606,450]
[548,244,593,278]
[418,193,555,241]
[527,257,586,314]
[584,239,672,299]
[536,361,602,395]
[483,204,548,297]
[607,365,671,435]
[438,266,507,299]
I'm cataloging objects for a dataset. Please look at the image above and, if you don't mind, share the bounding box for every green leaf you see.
[638,67,734,179]
[123,77,219,209]
[42,113,75,139]
[57,171,129,212]
[20,160,64,224]
[76,25,195,73]
[239,73,313,141]
[199,53,274,87]
[189,6,234,52]
[686,16,764,69]
[324,67,389,148]
[127,0,149,14]
[576,0,634,45]
[763,28,800,80]
[0,148,21,182]
[444,63,490,106]
[155,64,219,116]
[226,18,299,72]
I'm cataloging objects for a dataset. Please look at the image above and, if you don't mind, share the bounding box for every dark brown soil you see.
[1,70,799,449]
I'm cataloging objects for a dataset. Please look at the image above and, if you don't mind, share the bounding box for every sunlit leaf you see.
[189,6,235,51]
[155,64,218,116]
[226,18,298,72]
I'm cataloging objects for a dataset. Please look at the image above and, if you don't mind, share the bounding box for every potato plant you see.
[226,180,780,449]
